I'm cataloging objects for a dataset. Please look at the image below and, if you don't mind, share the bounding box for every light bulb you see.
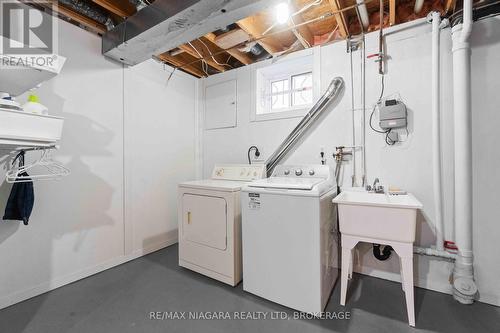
[275,3,290,24]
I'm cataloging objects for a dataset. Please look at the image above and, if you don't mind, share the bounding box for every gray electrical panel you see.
[379,99,407,130]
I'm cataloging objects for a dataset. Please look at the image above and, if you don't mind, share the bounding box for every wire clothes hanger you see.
[6,148,70,184]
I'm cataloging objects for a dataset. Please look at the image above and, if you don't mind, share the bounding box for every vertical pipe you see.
[378,0,384,75]
[349,45,357,186]
[451,0,477,303]
[356,0,370,28]
[431,12,444,251]
[414,0,424,13]
[361,35,367,186]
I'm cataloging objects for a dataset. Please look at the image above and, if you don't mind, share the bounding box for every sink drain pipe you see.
[373,244,393,261]
[450,0,478,304]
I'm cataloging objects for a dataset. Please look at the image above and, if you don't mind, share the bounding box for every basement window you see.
[269,72,313,111]
[252,49,318,121]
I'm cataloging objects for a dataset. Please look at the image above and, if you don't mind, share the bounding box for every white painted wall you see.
[200,17,500,306]
[0,12,197,308]
[124,60,197,255]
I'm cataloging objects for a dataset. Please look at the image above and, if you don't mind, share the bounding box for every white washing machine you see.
[241,164,339,313]
[178,164,266,286]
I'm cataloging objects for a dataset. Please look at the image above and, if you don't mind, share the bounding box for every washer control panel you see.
[212,164,266,181]
[272,165,330,179]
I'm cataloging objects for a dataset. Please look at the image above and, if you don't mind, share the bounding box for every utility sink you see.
[333,190,423,243]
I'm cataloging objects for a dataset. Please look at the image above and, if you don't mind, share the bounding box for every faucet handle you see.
[365,185,372,191]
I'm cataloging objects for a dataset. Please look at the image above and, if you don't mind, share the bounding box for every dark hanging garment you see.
[3,152,35,225]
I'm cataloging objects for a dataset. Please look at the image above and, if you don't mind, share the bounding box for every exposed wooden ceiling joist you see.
[157,53,206,78]
[445,0,457,14]
[389,0,396,26]
[289,2,314,48]
[328,0,349,38]
[213,29,250,49]
[91,0,136,18]
[237,13,297,56]
[179,43,226,73]
[205,33,253,65]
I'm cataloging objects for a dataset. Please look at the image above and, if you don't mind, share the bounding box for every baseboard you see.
[0,235,178,310]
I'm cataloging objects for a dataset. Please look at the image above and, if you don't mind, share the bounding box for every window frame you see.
[266,71,314,112]
[251,48,320,122]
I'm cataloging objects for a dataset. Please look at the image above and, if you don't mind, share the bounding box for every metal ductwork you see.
[128,0,147,11]
[265,77,345,176]
[102,0,282,65]
[59,0,114,29]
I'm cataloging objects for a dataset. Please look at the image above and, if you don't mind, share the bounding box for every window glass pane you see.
[291,72,313,107]
[271,79,290,111]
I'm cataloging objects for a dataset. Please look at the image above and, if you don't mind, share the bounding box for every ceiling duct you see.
[102,0,282,65]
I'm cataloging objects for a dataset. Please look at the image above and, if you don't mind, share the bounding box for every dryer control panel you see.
[212,164,266,181]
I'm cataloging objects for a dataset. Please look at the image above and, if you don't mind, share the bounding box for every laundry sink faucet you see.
[366,178,384,193]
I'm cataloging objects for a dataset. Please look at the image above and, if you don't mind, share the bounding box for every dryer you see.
[178,164,265,286]
[241,164,339,313]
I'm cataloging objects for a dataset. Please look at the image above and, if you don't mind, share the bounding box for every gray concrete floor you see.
[1,245,499,333]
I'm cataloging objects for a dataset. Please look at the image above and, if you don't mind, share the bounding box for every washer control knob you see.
[284,169,290,175]
[309,169,315,176]
[295,169,303,176]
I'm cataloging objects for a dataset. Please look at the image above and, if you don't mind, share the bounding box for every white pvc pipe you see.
[356,0,370,29]
[460,0,473,42]
[451,0,477,304]
[414,0,424,13]
[431,11,444,252]
[414,246,457,260]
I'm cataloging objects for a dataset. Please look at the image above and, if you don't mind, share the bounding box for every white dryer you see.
[241,165,339,313]
[178,164,265,286]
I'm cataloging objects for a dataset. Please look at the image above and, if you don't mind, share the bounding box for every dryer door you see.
[182,194,227,250]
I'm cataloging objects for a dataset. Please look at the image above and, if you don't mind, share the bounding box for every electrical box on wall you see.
[379,99,407,130]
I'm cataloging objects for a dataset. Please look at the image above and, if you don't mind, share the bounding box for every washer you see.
[241,164,339,313]
[178,164,265,286]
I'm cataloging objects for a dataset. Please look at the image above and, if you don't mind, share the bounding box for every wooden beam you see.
[179,42,226,72]
[157,53,205,78]
[214,29,250,49]
[198,36,235,68]
[389,0,396,26]
[205,33,253,65]
[328,0,348,38]
[445,0,457,14]
[35,1,106,34]
[237,16,286,55]
[289,3,314,48]
[91,0,136,18]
